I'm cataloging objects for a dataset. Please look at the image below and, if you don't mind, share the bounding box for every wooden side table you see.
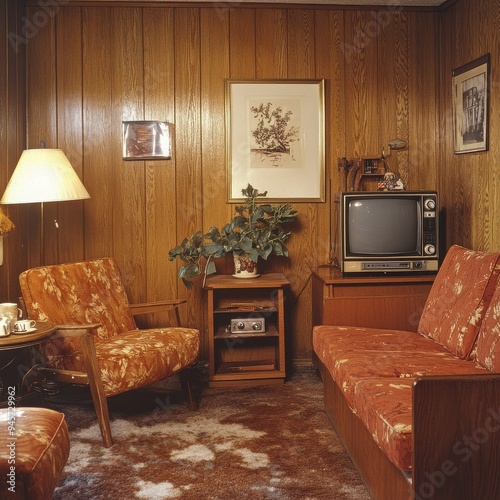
[0,322,56,405]
[0,321,56,350]
[204,273,290,387]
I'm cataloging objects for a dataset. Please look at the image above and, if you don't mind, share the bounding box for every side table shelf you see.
[204,273,290,387]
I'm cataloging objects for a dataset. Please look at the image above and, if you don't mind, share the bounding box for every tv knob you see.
[424,198,436,210]
[236,322,245,330]
[424,244,436,255]
[252,322,262,330]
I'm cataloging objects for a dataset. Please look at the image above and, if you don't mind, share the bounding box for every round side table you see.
[0,321,56,350]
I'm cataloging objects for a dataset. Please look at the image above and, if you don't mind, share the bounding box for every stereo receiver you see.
[230,317,266,333]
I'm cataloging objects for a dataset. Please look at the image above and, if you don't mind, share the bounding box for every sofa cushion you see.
[313,325,451,355]
[474,283,500,371]
[417,245,500,359]
[325,349,488,408]
[313,325,488,407]
[353,378,414,470]
[43,327,201,397]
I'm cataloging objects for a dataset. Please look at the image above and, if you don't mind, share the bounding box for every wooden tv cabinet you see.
[312,266,435,332]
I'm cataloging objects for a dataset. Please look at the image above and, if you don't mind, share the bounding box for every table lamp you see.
[1,148,90,263]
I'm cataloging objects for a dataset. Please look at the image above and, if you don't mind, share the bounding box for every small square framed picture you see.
[123,121,172,160]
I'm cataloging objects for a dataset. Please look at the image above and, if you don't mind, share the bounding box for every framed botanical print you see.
[226,79,325,202]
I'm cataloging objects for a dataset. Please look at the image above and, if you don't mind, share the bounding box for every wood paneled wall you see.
[439,0,500,253]
[0,0,27,302]
[7,0,494,363]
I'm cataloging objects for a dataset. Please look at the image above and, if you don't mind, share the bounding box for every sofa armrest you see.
[129,299,186,327]
[413,373,500,499]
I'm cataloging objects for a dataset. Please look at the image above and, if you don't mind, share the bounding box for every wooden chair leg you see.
[79,333,113,447]
[180,369,198,411]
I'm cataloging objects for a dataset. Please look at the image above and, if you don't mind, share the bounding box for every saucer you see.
[232,274,261,279]
[13,327,37,335]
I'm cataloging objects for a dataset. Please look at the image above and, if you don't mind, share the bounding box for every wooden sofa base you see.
[319,360,500,499]
[320,362,412,499]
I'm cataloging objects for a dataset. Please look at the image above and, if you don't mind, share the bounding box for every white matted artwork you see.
[226,79,325,202]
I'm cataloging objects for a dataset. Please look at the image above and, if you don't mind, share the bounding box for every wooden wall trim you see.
[28,1,445,12]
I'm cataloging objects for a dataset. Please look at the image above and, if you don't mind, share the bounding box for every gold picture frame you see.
[226,79,325,202]
[123,121,172,160]
[452,54,490,154]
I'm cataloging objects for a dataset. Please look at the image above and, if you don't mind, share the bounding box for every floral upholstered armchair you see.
[19,258,200,447]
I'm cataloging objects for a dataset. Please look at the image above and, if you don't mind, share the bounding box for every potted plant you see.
[168,184,298,287]
[0,208,15,266]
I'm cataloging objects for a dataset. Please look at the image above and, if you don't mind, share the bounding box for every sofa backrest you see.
[19,258,137,341]
[417,245,500,359]
[474,280,500,371]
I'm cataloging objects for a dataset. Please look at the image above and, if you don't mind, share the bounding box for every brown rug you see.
[48,365,370,499]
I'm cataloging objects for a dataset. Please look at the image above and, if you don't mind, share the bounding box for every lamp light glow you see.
[1,149,90,204]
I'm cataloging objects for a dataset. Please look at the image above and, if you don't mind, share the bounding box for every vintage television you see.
[333,191,439,274]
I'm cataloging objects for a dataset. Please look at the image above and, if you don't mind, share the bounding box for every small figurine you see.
[378,171,405,191]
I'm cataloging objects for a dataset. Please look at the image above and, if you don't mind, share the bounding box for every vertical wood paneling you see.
[56,7,86,265]
[200,8,230,230]
[315,9,346,213]
[378,11,410,186]
[199,8,230,355]
[174,7,203,329]
[0,0,27,302]
[26,5,58,267]
[82,8,114,260]
[285,9,317,360]
[344,11,379,158]
[229,8,256,79]
[488,0,500,252]
[255,9,287,78]
[408,12,438,191]
[143,8,177,315]
[110,8,145,300]
[439,0,499,254]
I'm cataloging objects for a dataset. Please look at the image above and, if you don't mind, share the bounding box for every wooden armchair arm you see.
[129,299,187,327]
[413,373,500,498]
[51,323,102,338]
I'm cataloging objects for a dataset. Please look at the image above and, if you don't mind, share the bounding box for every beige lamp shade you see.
[1,149,90,204]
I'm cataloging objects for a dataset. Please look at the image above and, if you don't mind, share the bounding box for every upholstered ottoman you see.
[0,407,70,499]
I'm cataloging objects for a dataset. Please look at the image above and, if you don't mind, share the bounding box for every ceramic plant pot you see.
[233,253,260,279]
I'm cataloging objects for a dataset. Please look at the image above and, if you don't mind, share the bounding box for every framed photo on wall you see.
[452,53,490,154]
[123,121,172,160]
[226,79,325,202]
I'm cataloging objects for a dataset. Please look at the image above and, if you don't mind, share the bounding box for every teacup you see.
[14,319,36,333]
[0,317,10,337]
[0,303,22,332]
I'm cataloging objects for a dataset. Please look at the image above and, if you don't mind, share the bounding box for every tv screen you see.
[347,198,419,255]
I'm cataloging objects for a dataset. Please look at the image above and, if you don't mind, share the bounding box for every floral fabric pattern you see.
[19,258,200,397]
[475,283,500,370]
[313,245,500,472]
[0,408,70,498]
[353,379,414,470]
[417,245,500,359]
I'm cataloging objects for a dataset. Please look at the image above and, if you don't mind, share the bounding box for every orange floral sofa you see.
[313,245,500,499]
